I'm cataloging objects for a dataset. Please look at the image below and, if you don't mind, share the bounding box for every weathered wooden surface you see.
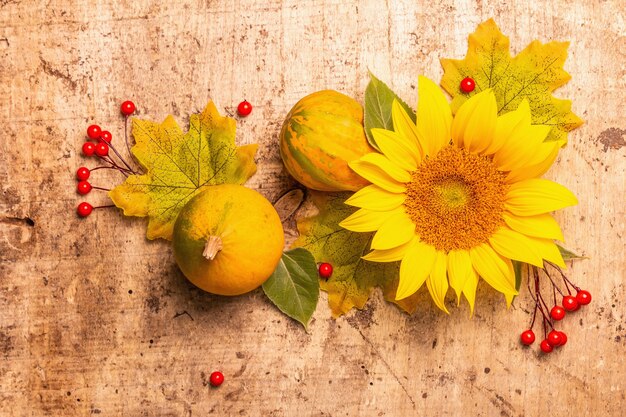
[1,1,624,416]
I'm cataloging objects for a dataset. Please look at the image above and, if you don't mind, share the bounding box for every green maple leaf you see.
[109,101,258,240]
[293,192,419,317]
[440,18,583,143]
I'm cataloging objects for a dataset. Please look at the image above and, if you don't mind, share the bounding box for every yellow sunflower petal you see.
[505,179,578,216]
[503,212,564,241]
[488,99,530,155]
[506,141,562,183]
[447,249,473,303]
[505,293,514,309]
[470,243,517,295]
[362,237,415,262]
[416,76,452,157]
[392,100,424,157]
[462,269,479,316]
[451,89,497,154]
[426,251,450,313]
[358,153,412,183]
[339,207,402,233]
[371,210,415,250]
[489,227,544,267]
[396,239,436,300]
[344,184,405,211]
[371,128,420,170]
[349,159,406,193]
[493,125,552,171]
[533,238,566,268]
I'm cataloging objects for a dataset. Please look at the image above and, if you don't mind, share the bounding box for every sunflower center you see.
[404,145,508,251]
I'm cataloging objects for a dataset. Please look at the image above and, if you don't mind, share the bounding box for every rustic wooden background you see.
[1,0,624,416]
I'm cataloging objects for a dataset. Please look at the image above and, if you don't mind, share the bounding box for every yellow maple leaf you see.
[109,102,258,240]
[440,19,583,142]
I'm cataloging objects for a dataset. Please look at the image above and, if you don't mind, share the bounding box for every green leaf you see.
[364,72,416,150]
[293,192,419,317]
[262,248,320,329]
[557,244,587,261]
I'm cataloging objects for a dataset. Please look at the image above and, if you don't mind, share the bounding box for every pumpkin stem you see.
[202,236,223,261]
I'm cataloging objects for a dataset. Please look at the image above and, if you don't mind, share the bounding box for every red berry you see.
[460,77,476,93]
[209,371,224,387]
[576,290,592,305]
[77,181,92,195]
[547,330,562,347]
[318,262,333,279]
[550,305,566,321]
[121,100,136,116]
[87,124,101,140]
[558,331,567,346]
[82,142,96,156]
[520,330,535,345]
[563,295,579,312]
[77,202,93,217]
[95,142,109,157]
[540,339,553,353]
[76,167,90,181]
[100,130,112,143]
[237,100,252,116]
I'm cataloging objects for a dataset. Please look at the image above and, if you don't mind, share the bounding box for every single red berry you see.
[121,100,136,116]
[95,142,109,157]
[550,305,566,321]
[87,124,102,140]
[547,330,562,347]
[77,181,92,195]
[76,167,90,181]
[237,100,252,116]
[82,142,96,156]
[576,290,592,305]
[318,262,333,279]
[520,330,535,345]
[209,371,224,387]
[460,77,476,93]
[100,130,112,143]
[563,295,579,312]
[558,331,568,346]
[540,339,553,353]
[77,202,93,217]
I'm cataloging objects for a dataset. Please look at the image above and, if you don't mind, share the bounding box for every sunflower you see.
[339,76,577,313]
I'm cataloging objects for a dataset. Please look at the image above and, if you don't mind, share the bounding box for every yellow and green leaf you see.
[440,19,583,143]
[109,101,258,240]
[293,192,419,317]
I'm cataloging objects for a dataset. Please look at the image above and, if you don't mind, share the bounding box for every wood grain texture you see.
[1,0,624,416]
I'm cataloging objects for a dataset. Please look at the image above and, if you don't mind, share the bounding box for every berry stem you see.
[546,262,580,292]
[90,165,132,174]
[123,117,142,170]
[104,138,136,174]
[91,186,111,192]
[93,204,116,209]
[96,155,130,177]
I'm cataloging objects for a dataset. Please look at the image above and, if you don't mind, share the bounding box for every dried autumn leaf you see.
[440,18,583,143]
[110,102,258,240]
[293,192,419,317]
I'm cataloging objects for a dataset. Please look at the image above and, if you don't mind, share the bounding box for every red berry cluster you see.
[520,263,592,354]
[75,101,138,217]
